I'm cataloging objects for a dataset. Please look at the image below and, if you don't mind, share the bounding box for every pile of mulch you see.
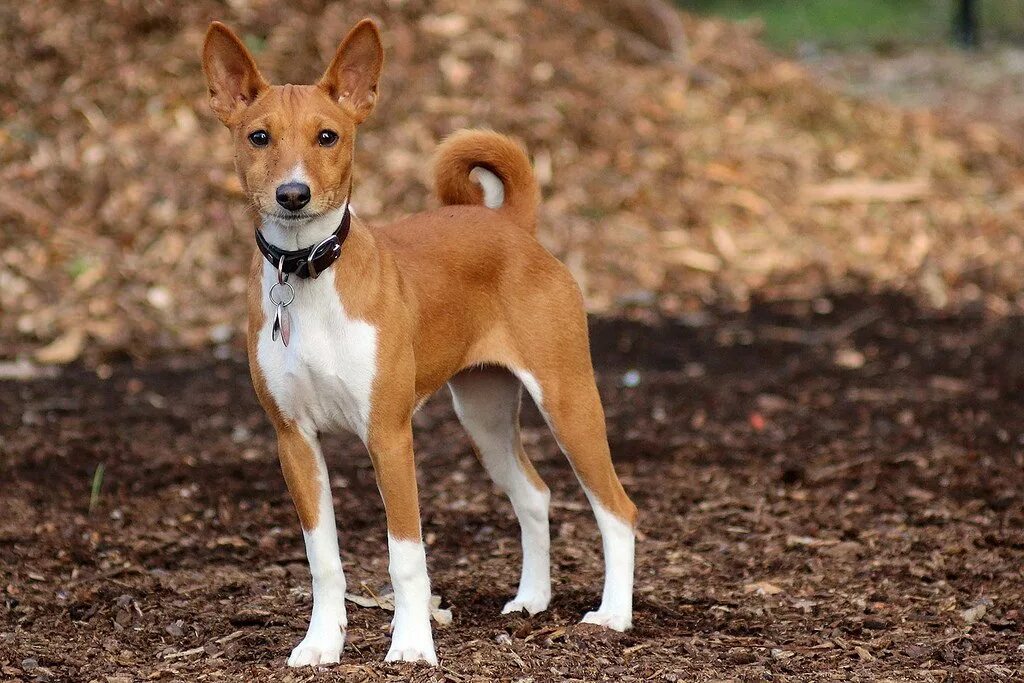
[3,294,1023,679]
[2,0,1024,363]
[811,45,1024,146]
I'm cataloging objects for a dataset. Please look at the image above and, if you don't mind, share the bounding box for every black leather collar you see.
[255,203,351,279]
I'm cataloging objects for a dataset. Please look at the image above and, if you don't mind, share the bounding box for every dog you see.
[202,17,637,667]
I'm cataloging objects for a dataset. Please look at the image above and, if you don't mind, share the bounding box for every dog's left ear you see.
[319,19,384,124]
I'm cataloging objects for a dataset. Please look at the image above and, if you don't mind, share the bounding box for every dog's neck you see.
[258,202,351,252]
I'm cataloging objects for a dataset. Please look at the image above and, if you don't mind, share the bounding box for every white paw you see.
[385,626,437,665]
[502,591,551,616]
[581,610,632,632]
[287,626,344,667]
[385,643,437,665]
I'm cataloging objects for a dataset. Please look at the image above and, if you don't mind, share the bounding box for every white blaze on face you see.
[286,161,311,186]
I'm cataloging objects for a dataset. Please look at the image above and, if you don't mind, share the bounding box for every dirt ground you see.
[3,294,1024,682]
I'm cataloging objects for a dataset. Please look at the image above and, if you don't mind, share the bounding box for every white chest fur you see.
[256,262,378,442]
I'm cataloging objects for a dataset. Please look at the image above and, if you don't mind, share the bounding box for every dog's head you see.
[202,20,383,223]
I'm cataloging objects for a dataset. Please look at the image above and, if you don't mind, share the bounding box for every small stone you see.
[147,286,172,310]
[961,598,992,625]
[835,348,865,369]
[209,323,233,344]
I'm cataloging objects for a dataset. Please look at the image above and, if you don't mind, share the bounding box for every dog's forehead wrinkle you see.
[256,84,349,135]
[287,84,303,109]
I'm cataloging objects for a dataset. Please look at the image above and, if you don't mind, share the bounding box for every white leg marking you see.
[513,371,544,410]
[449,372,551,615]
[579,487,634,631]
[513,369,635,631]
[288,439,347,667]
[501,484,551,616]
[469,166,505,209]
[385,535,437,665]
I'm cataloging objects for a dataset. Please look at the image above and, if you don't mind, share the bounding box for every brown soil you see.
[3,294,1023,681]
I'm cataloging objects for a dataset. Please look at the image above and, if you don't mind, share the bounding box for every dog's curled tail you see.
[433,129,540,234]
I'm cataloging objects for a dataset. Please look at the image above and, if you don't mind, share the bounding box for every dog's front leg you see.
[367,423,437,665]
[275,424,347,667]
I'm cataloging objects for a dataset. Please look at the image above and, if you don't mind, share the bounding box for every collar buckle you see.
[305,234,340,280]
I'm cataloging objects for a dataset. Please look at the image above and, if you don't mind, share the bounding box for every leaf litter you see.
[2,1,1024,363]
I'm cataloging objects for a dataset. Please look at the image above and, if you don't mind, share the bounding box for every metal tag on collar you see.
[306,234,340,279]
[272,304,291,347]
[270,255,294,347]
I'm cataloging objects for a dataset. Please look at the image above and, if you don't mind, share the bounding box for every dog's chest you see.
[256,266,378,441]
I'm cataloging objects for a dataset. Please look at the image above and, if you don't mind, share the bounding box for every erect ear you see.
[202,22,269,125]
[318,19,384,124]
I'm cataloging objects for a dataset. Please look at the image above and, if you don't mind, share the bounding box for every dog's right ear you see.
[202,22,269,125]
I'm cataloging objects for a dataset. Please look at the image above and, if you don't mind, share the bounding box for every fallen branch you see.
[162,646,205,661]
[804,178,930,204]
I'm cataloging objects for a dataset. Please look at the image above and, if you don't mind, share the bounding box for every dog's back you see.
[375,131,586,398]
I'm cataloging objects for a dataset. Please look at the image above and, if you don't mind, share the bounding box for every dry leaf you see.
[346,591,451,626]
[744,581,783,596]
[34,329,86,365]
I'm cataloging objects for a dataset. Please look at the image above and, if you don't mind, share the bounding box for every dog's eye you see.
[317,130,339,147]
[248,130,270,147]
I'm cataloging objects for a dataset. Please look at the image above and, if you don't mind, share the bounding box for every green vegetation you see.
[89,463,105,513]
[681,0,1024,49]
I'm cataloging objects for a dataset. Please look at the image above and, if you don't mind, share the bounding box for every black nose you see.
[276,182,311,211]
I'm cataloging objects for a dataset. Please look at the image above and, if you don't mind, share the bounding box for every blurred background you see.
[689,0,1024,48]
[1,0,1023,364]
[5,4,1024,678]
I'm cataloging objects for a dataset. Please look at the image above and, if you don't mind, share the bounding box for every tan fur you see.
[202,23,269,124]
[433,130,540,233]
[208,19,636,542]
[319,19,384,123]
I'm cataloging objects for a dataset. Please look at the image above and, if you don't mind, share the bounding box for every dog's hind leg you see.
[449,367,552,615]
[512,354,636,632]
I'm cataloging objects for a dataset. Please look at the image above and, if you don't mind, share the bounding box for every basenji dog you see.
[202,18,637,667]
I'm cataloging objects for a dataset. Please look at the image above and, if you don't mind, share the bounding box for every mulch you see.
[4,1,1024,364]
[3,293,1023,681]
